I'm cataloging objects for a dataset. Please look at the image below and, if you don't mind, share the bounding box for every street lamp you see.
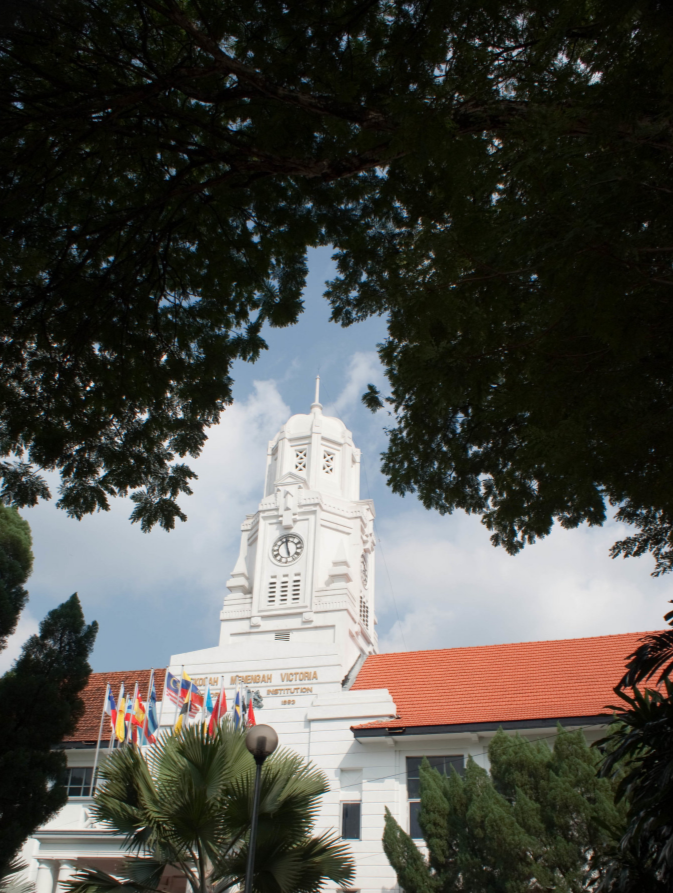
[244,724,279,893]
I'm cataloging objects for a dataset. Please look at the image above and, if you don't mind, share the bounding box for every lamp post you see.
[244,724,279,893]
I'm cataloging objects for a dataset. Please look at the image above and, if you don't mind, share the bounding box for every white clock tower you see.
[219,378,378,675]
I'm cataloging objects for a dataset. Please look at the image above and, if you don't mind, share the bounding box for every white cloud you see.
[22,381,290,669]
[28,379,289,596]
[0,610,40,673]
[17,361,672,671]
[374,509,672,653]
[323,352,386,421]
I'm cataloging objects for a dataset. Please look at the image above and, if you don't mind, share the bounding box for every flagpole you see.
[90,683,109,794]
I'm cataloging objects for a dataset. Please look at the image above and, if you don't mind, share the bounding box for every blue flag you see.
[233,685,242,729]
[146,674,159,741]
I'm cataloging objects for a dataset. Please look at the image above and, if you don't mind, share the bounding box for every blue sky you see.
[4,247,672,673]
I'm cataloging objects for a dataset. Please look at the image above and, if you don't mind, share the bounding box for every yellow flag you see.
[174,684,191,734]
[115,694,126,742]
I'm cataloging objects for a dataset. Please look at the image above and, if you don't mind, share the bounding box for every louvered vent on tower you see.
[359,594,369,628]
[322,449,335,474]
[294,447,307,472]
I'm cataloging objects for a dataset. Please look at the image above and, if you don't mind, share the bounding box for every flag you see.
[174,685,192,734]
[164,671,204,717]
[204,681,214,717]
[179,670,204,717]
[233,683,242,730]
[183,671,204,717]
[104,684,117,731]
[247,699,256,727]
[207,693,219,736]
[115,684,126,742]
[132,689,147,745]
[144,674,158,744]
[125,685,137,743]
[180,670,193,699]
[132,691,146,728]
[164,671,182,706]
[208,683,226,736]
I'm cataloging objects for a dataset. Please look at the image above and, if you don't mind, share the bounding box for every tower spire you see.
[311,375,322,412]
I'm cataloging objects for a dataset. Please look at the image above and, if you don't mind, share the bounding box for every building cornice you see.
[351,714,612,738]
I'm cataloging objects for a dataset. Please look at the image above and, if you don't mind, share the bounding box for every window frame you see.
[341,801,362,840]
[406,755,465,840]
[65,765,95,798]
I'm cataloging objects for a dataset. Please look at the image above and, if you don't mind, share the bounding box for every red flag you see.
[131,693,146,727]
[247,700,256,727]
[208,688,226,736]
[143,717,156,744]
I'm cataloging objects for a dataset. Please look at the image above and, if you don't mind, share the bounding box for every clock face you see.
[271,533,304,565]
[360,553,368,588]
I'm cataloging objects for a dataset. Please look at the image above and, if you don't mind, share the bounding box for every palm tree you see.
[67,720,354,893]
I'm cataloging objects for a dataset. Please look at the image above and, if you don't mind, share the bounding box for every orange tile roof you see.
[351,631,656,732]
[64,669,166,744]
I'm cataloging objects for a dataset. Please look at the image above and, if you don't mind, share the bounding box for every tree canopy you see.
[69,721,354,893]
[383,728,646,893]
[1,0,672,569]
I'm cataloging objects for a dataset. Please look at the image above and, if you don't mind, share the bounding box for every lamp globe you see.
[245,724,279,763]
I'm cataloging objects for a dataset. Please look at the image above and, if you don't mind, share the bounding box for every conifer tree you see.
[0,505,33,649]
[0,509,98,874]
[383,727,630,893]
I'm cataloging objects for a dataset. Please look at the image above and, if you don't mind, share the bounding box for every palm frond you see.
[619,602,673,688]
[68,721,352,893]
[223,831,356,893]
[64,866,160,893]
[0,860,34,893]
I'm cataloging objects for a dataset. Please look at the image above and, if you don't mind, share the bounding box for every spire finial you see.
[311,375,322,412]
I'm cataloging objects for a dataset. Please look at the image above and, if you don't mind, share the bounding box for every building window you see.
[279,576,289,604]
[66,766,94,798]
[268,577,277,605]
[322,449,335,474]
[341,802,361,840]
[294,448,307,473]
[275,631,290,642]
[291,573,301,603]
[407,756,464,839]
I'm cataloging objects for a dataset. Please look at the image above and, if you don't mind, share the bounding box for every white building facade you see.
[24,385,642,893]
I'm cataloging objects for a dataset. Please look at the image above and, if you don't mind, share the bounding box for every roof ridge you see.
[89,667,161,677]
[368,629,659,661]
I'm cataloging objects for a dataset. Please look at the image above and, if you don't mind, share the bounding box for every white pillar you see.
[56,861,77,893]
[35,861,56,893]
